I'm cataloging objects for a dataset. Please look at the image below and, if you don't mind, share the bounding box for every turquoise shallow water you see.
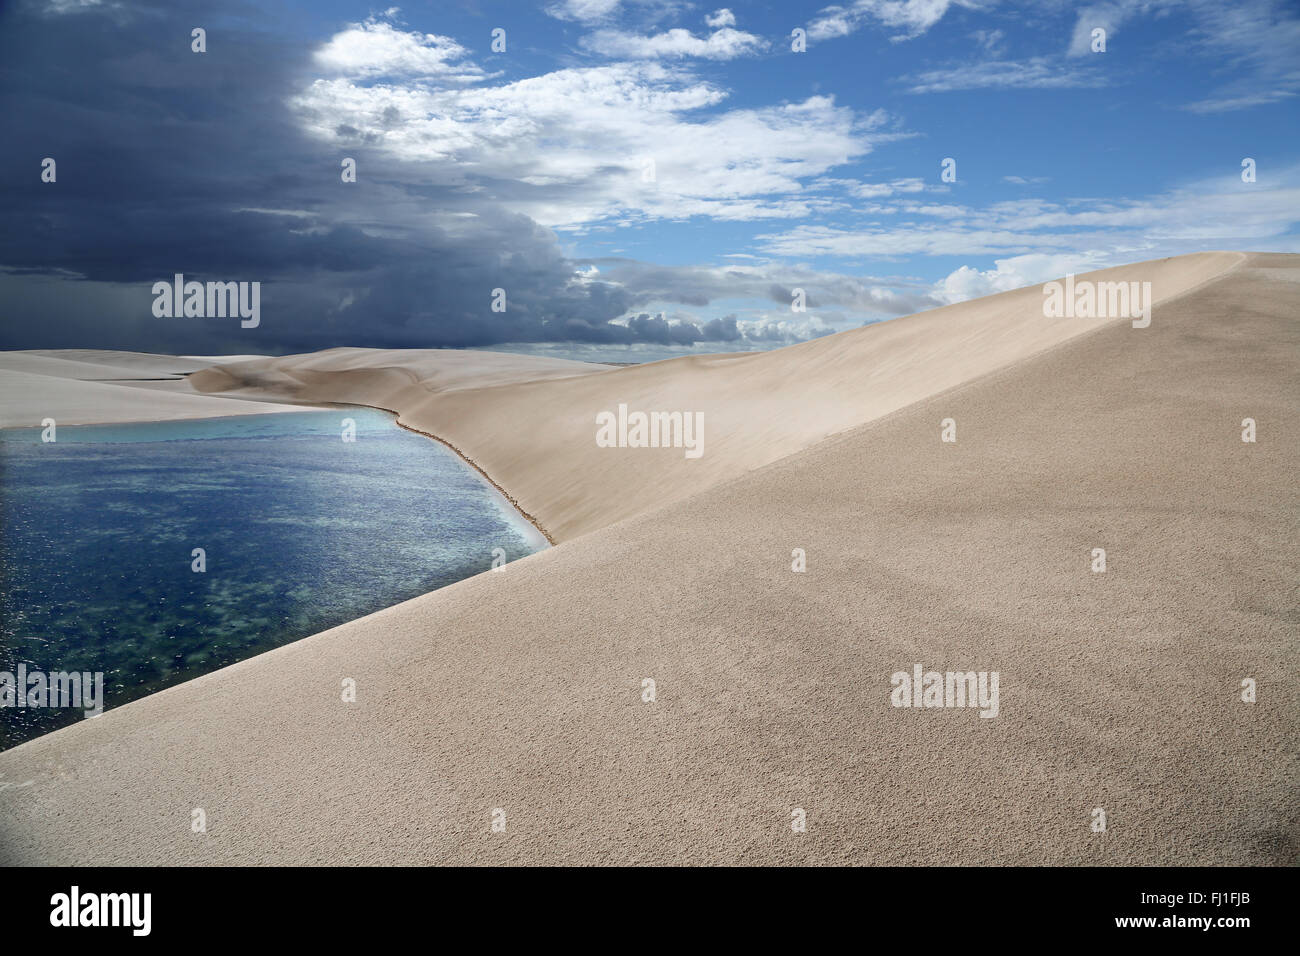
[0,409,544,748]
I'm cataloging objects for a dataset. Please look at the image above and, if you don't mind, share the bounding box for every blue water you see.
[0,409,544,748]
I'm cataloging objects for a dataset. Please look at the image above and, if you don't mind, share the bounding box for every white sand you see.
[190,252,1248,541]
[0,351,316,426]
[0,251,1294,865]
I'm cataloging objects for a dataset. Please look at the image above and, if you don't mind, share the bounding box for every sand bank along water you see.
[0,252,1294,865]
[188,252,1248,541]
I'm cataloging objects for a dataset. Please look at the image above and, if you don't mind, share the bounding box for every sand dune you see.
[0,252,1295,865]
[0,351,316,426]
[190,252,1246,541]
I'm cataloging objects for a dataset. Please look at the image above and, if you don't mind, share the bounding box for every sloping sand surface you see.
[3,351,223,377]
[0,349,325,426]
[187,347,613,411]
[0,353,191,382]
[0,368,314,428]
[191,253,1247,541]
[1,252,1294,865]
[5,349,251,379]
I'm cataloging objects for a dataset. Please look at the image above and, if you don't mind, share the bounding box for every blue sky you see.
[1,0,1297,359]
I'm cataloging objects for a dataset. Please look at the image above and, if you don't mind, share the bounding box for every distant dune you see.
[1,252,1295,865]
[0,350,314,425]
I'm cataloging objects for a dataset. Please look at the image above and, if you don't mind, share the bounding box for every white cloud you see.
[808,0,984,43]
[43,0,103,12]
[830,177,927,199]
[756,167,1300,258]
[970,28,1005,55]
[1066,2,1144,57]
[756,224,1075,257]
[934,252,1113,303]
[849,0,1299,110]
[1063,0,1300,111]
[706,9,737,29]
[546,0,623,23]
[581,25,768,60]
[312,16,488,82]
[591,257,940,316]
[902,56,1108,93]
[293,32,882,227]
[1178,0,1300,112]
[1184,89,1299,113]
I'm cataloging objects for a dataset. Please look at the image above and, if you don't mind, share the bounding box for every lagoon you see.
[0,408,544,748]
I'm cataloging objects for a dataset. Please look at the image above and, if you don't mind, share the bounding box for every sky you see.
[0,0,1297,361]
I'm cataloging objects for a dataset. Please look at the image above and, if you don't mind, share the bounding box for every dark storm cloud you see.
[584,257,942,317]
[0,0,640,353]
[623,313,704,346]
[700,314,741,342]
[0,0,934,355]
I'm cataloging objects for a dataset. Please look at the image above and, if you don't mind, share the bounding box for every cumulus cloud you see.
[933,252,1113,303]
[580,25,767,60]
[705,9,736,29]
[291,34,881,227]
[312,15,488,82]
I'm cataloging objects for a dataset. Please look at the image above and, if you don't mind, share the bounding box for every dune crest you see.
[191,252,1245,540]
